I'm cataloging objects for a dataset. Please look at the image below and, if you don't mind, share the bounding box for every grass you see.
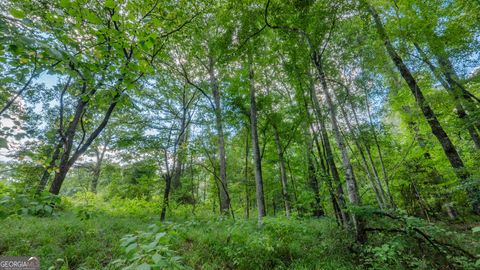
[0,202,359,269]
[1,194,478,269]
[0,211,154,269]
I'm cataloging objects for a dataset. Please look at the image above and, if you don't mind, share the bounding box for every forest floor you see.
[0,195,479,269]
[0,210,357,269]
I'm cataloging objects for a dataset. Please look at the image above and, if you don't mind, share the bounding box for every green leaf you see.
[125,243,138,254]
[152,254,163,264]
[59,0,71,8]
[105,0,116,8]
[44,205,53,214]
[137,263,151,270]
[10,8,25,19]
[85,10,102,24]
[472,226,480,233]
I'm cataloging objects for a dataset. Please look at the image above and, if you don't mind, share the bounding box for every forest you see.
[0,0,479,269]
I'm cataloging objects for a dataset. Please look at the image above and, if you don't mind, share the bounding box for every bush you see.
[110,223,189,270]
[0,186,62,218]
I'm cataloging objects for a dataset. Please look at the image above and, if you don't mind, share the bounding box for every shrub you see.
[110,223,189,270]
[0,187,62,218]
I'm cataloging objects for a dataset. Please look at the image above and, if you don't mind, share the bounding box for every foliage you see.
[110,223,189,270]
[0,184,62,218]
[1,0,480,269]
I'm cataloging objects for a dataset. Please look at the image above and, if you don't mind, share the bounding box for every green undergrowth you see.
[0,211,154,269]
[0,193,479,269]
[0,206,357,269]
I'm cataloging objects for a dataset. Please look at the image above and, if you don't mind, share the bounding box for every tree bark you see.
[244,129,250,219]
[49,95,118,195]
[248,56,266,222]
[37,140,63,193]
[49,92,89,194]
[272,123,291,218]
[160,174,172,221]
[172,104,189,189]
[313,130,344,225]
[363,88,396,208]
[208,57,230,215]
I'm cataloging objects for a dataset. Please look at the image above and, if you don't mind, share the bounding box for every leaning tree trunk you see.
[49,95,88,195]
[248,56,266,223]
[208,56,230,214]
[307,77,349,225]
[37,140,63,193]
[367,3,480,214]
[362,88,396,208]
[414,43,480,149]
[313,133,343,225]
[272,123,291,218]
[337,98,387,209]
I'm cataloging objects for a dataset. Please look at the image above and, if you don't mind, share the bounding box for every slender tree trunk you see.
[363,88,396,208]
[244,129,250,219]
[37,140,63,193]
[272,124,291,218]
[335,91,387,208]
[312,54,366,242]
[190,152,196,215]
[160,174,172,221]
[343,123,386,208]
[208,56,230,214]
[307,78,349,225]
[248,56,266,223]
[367,3,480,214]
[172,109,188,189]
[307,137,325,217]
[91,144,107,193]
[313,131,343,225]
[286,160,298,205]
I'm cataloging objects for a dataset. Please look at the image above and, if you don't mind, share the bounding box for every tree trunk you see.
[208,56,230,214]
[363,88,396,208]
[248,56,266,223]
[307,137,325,217]
[244,129,250,219]
[49,96,88,195]
[172,108,188,189]
[91,144,107,193]
[338,99,386,208]
[313,131,344,225]
[307,77,349,225]
[37,140,63,193]
[272,123,291,218]
[160,174,172,221]
[367,3,480,214]
[312,53,366,243]
[414,43,480,149]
